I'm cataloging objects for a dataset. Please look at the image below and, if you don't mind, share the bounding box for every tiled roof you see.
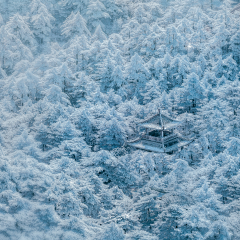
[128,139,192,153]
[138,111,181,130]
[139,112,178,125]
[139,121,181,130]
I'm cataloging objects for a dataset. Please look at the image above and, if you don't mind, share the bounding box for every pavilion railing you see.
[141,133,177,143]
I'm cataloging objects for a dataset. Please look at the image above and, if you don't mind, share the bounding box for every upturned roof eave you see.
[138,121,182,130]
[138,112,179,125]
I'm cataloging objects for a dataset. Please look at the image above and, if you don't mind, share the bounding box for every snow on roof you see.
[128,139,192,153]
[128,140,165,153]
[139,112,177,125]
[139,121,181,130]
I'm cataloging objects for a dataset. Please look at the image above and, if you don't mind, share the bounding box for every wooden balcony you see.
[141,133,178,143]
[141,134,162,142]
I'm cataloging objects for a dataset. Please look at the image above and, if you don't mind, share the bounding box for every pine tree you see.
[126,53,150,100]
[146,57,156,78]
[62,12,90,39]
[86,86,107,104]
[99,117,127,150]
[100,0,122,19]
[177,58,189,84]
[159,72,168,92]
[212,56,224,79]
[143,78,161,104]
[162,52,172,83]
[111,65,126,92]
[160,90,170,110]
[190,63,203,78]
[134,5,149,24]
[0,67,6,79]
[6,13,36,50]
[154,59,163,79]
[45,85,70,106]
[15,77,30,107]
[177,18,192,35]
[223,55,238,81]
[127,53,150,84]
[25,70,42,102]
[181,72,205,109]
[45,68,64,90]
[67,35,89,71]
[86,0,110,30]
[114,51,124,70]
[58,0,90,16]
[0,26,33,71]
[0,14,4,27]
[107,89,122,107]
[169,57,181,87]
[59,63,75,93]
[106,39,117,56]
[73,72,89,104]
[192,20,208,45]
[35,122,52,151]
[32,54,49,76]
[101,223,125,240]
[29,0,46,16]
[212,23,231,56]
[91,25,107,43]
[230,30,240,64]
[72,108,96,145]
[197,53,207,72]
[30,3,55,44]
[98,55,115,93]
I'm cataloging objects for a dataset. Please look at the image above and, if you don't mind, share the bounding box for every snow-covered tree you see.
[45,85,70,106]
[62,12,90,39]
[6,13,36,50]
[98,55,115,93]
[223,55,238,81]
[111,65,126,92]
[31,3,55,44]
[134,5,150,24]
[181,72,205,109]
[101,223,125,240]
[58,63,75,94]
[58,0,90,16]
[143,78,161,104]
[91,24,107,43]
[126,53,150,84]
[211,23,231,56]
[86,0,110,30]
[212,56,224,78]
[230,30,240,64]
[99,116,127,150]
[0,1,240,239]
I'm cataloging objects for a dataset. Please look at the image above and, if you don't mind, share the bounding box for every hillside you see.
[0,0,240,239]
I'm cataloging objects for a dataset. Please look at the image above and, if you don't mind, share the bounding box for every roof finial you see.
[159,108,163,128]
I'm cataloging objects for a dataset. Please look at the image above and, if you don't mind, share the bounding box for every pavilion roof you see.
[128,138,192,153]
[139,121,181,130]
[138,112,181,130]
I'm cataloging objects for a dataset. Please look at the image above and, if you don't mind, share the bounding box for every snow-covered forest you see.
[0,0,240,239]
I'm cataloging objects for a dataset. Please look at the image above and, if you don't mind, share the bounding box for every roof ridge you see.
[139,111,178,124]
[139,113,159,124]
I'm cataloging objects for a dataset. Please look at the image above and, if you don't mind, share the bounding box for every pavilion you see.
[127,110,193,154]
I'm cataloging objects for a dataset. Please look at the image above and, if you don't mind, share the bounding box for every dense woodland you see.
[0,0,240,239]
